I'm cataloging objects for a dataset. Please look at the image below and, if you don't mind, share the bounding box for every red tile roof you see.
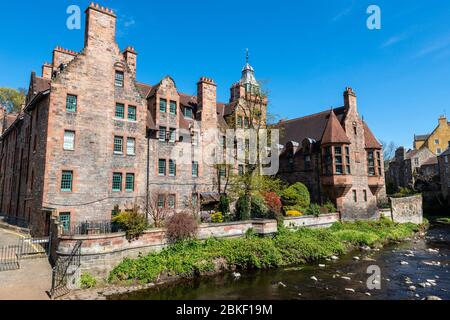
[321,110,351,144]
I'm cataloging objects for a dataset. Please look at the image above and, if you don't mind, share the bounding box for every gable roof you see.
[363,121,382,149]
[277,107,346,145]
[321,110,351,144]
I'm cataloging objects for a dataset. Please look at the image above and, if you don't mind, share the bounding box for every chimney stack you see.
[344,87,357,113]
[42,62,52,79]
[84,3,117,49]
[123,46,137,79]
[197,77,217,126]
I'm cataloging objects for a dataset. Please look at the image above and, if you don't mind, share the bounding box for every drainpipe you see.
[146,129,151,222]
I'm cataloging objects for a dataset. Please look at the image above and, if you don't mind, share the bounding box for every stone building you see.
[386,146,436,191]
[277,88,386,221]
[414,116,450,156]
[0,3,266,236]
[438,149,450,207]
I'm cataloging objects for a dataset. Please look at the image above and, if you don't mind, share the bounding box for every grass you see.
[108,218,424,285]
[436,217,450,225]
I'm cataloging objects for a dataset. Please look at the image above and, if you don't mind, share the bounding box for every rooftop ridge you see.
[279,106,345,125]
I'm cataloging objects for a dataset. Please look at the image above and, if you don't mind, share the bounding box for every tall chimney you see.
[344,87,357,112]
[84,3,117,49]
[197,77,217,126]
[123,46,137,79]
[42,62,52,79]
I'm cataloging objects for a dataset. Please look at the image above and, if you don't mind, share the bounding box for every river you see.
[110,224,450,300]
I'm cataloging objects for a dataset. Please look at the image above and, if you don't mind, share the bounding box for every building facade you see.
[0,3,266,236]
[414,116,450,156]
[277,88,386,221]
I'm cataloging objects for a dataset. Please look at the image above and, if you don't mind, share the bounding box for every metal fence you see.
[50,240,82,299]
[62,220,121,236]
[0,245,21,271]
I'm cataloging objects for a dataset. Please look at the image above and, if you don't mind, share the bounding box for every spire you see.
[321,110,351,145]
[240,49,259,91]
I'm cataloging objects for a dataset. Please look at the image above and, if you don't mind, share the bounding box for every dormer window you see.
[184,107,193,119]
[115,71,124,87]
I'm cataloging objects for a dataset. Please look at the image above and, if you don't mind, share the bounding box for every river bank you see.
[61,218,427,300]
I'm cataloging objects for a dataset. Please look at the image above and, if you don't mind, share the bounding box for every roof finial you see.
[246,48,249,64]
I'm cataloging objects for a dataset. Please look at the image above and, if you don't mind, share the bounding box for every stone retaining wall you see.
[390,194,423,224]
[283,213,340,229]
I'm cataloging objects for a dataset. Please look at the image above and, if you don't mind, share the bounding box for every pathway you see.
[0,228,52,300]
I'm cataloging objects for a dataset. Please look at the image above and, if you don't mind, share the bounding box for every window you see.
[446,156,449,164]
[126,138,135,156]
[335,146,343,175]
[184,107,193,119]
[169,128,176,143]
[192,162,199,177]
[191,193,199,208]
[115,103,125,119]
[245,139,250,151]
[414,158,419,166]
[192,131,199,146]
[158,159,166,176]
[61,171,73,192]
[168,195,176,209]
[169,160,176,177]
[157,195,165,209]
[220,136,226,152]
[128,106,137,121]
[244,117,250,129]
[377,152,382,176]
[238,164,245,176]
[63,131,75,150]
[219,166,226,178]
[324,147,332,175]
[125,173,135,192]
[115,71,124,87]
[169,101,177,115]
[114,136,123,154]
[353,190,357,202]
[345,147,351,174]
[304,155,311,170]
[112,173,122,192]
[159,127,166,142]
[237,116,243,128]
[367,151,375,176]
[66,95,77,113]
[160,99,167,113]
[437,148,442,155]
[363,190,368,202]
[435,139,440,145]
[353,126,357,135]
[59,213,71,233]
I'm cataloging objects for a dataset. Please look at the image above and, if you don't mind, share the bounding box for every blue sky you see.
[1,0,450,149]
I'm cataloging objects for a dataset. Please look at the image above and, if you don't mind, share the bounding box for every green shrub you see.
[281,182,310,212]
[112,208,148,240]
[218,195,230,214]
[210,212,224,224]
[80,273,97,289]
[306,203,321,217]
[251,194,269,219]
[322,201,337,213]
[235,196,251,221]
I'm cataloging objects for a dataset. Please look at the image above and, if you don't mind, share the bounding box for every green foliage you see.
[210,212,224,224]
[306,203,321,217]
[0,87,26,113]
[112,208,148,240]
[386,181,397,195]
[109,219,421,285]
[322,201,337,214]
[218,195,230,214]
[436,217,450,225]
[235,196,251,221]
[251,194,269,219]
[391,187,418,198]
[281,182,310,212]
[80,273,97,289]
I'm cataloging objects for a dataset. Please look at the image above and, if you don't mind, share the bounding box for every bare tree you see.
[148,192,171,228]
[381,140,397,161]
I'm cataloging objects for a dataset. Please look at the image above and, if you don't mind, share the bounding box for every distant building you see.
[414,116,450,156]
[277,88,386,221]
[438,149,450,206]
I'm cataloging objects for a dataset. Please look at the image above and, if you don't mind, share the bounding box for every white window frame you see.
[63,130,75,150]
[127,138,136,156]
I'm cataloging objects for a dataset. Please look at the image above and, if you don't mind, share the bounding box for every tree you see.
[380,140,397,161]
[0,88,27,113]
[148,192,171,228]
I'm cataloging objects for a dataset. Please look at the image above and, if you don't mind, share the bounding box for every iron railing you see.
[50,240,82,299]
[0,245,21,271]
[0,215,29,229]
[61,220,121,236]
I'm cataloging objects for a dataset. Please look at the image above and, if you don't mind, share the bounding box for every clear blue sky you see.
[1,0,450,149]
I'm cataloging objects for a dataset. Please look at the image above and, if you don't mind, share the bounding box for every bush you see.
[281,182,310,212]
[263,192,282,219]
[306,204,321,217]
[286,210,303,217]
[210,212,224,224]
[166,212,198,243]
[235,196,251,221]
[218,195,230,215]
[251,194,269,219]
[322,201,337,214]
[112,208,148,240]
[80,273,97,289]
